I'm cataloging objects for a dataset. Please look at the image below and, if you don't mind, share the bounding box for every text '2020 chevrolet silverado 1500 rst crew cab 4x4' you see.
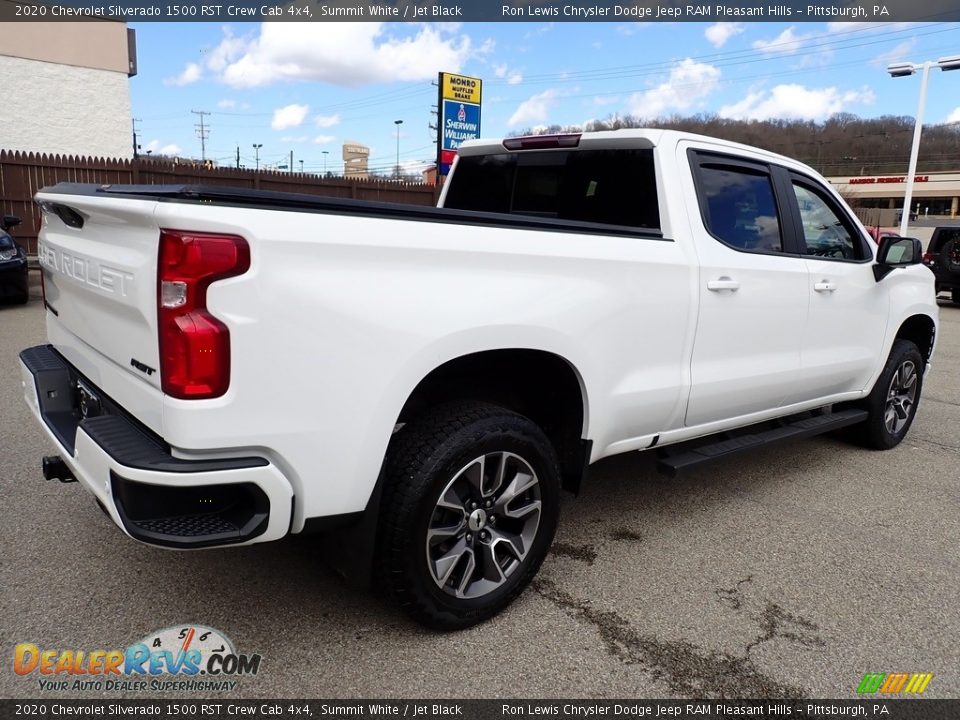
[21,130,937,629]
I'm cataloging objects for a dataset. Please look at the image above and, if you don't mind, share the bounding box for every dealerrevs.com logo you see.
[13,625,262,693]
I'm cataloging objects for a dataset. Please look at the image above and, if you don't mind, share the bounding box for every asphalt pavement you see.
[1,272,958,700]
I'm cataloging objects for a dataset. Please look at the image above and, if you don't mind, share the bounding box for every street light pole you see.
[394,119,403,180]
[322,150,329,176]
[888,55,960,237]
[901,61,931,238]
[252,143,263,171]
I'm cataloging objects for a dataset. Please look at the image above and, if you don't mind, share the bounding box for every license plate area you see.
[76,379,102,420]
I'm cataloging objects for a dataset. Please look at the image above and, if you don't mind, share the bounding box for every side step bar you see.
[656,408,869,477]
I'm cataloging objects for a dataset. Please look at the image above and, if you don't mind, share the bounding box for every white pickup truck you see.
[21,129,937,629]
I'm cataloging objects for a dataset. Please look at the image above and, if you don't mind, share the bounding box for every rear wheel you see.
[376,401,560,630]
[849,340,923,449]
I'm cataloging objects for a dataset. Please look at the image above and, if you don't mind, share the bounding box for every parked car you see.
[922,226,960,304]
[20,130,938,629]
[0,215,28,304]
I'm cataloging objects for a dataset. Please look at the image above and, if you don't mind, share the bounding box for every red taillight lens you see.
[158,230,250,399]
[921,251,933,265]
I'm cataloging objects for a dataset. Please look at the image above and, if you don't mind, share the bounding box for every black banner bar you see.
[1,0,960,23]
[1,700,958,720]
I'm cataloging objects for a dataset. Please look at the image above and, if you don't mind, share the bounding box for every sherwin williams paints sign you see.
[438,72,482,176]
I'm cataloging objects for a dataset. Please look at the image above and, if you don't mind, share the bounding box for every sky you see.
[128,21,960,174]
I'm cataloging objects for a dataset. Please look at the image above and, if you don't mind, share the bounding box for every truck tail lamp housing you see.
[158,230,250,399]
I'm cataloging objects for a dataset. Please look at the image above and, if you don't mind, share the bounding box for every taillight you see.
[158,230,250,399]
[922,252,933,265]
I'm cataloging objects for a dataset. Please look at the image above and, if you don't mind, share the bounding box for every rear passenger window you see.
[444,149,660,230]
[697,164,783,254]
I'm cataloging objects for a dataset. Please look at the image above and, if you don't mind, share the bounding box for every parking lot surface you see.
[2,274,958,699]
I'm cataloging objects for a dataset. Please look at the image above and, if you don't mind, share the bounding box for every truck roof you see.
[458,128,814,175]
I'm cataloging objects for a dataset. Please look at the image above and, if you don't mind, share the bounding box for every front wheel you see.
[375,402,561,630]
[850,339,924,449]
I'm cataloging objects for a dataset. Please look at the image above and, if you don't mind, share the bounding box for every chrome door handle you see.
[814,281,837,293]
[707,278,740,291]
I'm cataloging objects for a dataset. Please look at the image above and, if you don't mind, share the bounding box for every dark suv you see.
[923,227,960,304]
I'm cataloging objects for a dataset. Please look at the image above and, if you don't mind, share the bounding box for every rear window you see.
[444,149,660,230]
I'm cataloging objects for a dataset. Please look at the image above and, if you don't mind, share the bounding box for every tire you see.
[849,340,924,450]
[375,401,561,630]
[943,239,960,274]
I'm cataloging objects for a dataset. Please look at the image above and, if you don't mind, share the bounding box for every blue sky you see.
[128,21,960,173]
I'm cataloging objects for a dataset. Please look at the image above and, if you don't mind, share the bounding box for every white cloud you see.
[507,72,523,85]
[872,38,917,67]
[719,84,876,121]
[217,99,237,109]
[752,27,810,55]
[947,107,960,123]
[210,23,472,88]
[164,63,201,86]
[626,58,721,119]
[705,23,744,48]
[144,140,182,156]
[313,135,336,145]
[523,23,554,40]
[314,114,340,128]
[271,104,309,131]
[493,63,508,78]
[508,89,560,127]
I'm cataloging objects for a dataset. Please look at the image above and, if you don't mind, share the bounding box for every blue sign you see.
[441,99,481,152]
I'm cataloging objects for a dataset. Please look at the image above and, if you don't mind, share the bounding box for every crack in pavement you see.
[745,603,826,658]
[532,578,807,698]
[715,576,754,611]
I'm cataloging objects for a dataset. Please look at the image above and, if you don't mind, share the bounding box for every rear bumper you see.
[19,345,293,549]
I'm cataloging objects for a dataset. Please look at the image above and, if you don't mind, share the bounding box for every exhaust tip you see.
[42,455,76,483]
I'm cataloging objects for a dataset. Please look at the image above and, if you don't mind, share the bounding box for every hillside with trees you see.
[516,114,960,177]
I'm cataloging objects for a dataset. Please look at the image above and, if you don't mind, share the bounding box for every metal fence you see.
[0,151,440,254]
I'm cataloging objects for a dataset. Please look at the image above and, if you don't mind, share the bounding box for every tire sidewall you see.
[867,341,924,448]
[402,417,560,623]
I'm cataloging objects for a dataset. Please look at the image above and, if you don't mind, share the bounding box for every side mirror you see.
[1,214,21,231]
[874,236,922,281]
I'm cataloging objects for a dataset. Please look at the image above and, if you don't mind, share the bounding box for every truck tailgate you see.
[36,191,163,416]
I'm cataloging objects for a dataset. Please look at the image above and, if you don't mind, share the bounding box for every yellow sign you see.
[441,73,482,105]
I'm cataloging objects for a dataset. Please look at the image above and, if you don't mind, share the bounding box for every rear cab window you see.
[443,148,660,231]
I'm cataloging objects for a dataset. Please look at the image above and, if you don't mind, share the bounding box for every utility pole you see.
[394,119,403,180]
[191,109,211,162]
[299,159,304,173]
[132,118,142,158]
[290,150,294,174]
[236,145,240,169]
[322,150,329,176]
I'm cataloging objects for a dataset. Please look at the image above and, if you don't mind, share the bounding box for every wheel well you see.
[895,314,936,362]
[397,350,589,493]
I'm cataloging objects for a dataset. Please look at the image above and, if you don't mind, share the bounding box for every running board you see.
[656,409,869,477]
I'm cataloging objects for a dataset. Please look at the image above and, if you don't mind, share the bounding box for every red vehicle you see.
[865,226,901,244]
